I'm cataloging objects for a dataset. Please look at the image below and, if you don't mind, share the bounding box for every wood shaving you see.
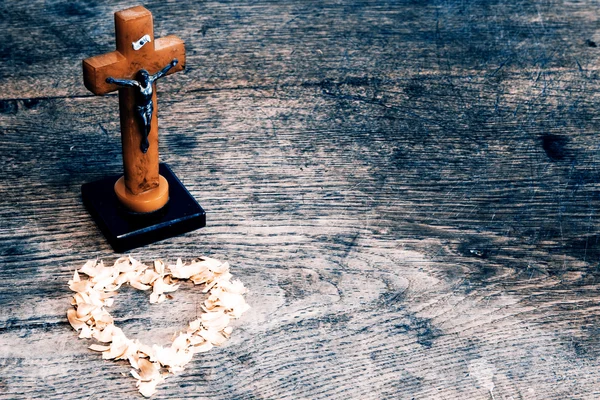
[66,256,250,397]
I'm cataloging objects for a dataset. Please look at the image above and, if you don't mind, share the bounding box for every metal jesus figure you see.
[106,58,178,153]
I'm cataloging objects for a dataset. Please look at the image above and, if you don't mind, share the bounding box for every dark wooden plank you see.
[2,0,600,399]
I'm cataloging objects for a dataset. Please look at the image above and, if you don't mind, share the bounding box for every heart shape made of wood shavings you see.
[67,256,250,397]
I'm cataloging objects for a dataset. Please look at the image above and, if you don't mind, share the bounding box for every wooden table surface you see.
[2,0,600,399]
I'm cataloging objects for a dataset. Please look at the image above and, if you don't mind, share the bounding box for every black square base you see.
[81,163,206,252]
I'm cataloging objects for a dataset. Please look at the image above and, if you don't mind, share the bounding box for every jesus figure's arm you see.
[106,77,140,88]
[152,59,178,81]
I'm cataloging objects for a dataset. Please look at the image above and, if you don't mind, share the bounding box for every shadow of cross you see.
[83,5,185,212]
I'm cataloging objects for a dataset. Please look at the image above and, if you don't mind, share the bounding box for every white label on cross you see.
[132,34,151,51]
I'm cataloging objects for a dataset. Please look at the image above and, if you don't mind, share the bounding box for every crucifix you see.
[83,5,185,213]
[81,5,205,252]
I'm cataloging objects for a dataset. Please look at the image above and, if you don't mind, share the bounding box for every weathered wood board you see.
[2,0,600,398]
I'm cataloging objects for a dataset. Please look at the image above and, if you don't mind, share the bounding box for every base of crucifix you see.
[114,175,169,213]
[81,163,206,252]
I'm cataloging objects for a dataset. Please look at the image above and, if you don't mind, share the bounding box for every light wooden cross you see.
[83,5,185,213]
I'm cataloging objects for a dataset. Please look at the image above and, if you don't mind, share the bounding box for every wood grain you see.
[2,0,600,399]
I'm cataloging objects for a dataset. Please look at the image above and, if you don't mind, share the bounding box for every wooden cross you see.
[83,5,185,213]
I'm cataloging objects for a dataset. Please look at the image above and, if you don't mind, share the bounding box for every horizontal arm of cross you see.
[83,36,186,96]
[83,51,128,95]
